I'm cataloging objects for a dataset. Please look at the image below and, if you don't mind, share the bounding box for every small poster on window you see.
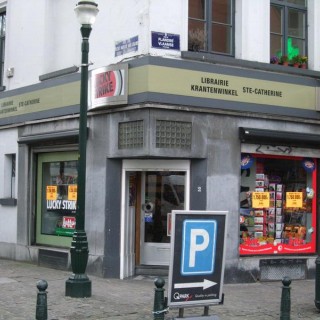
[62,216,76,229]
[68,185,77,201]
[286,192,303,208]
[252,192,270,208]
[46,185,57,200]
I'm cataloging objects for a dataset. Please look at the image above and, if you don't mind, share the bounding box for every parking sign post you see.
[168,211,227,309]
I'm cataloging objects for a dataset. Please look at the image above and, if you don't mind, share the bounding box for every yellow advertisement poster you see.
[252,192,270,208]
[68,185,78,201]
[46,185,57,200]
[286,192,303,208]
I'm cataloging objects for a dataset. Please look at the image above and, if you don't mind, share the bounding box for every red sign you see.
[90,65,128,109]
[239,239,315,255]
[62,216,76,229]
[95,71,118,99]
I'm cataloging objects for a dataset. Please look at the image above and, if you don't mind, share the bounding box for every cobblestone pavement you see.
[0,259,319,319]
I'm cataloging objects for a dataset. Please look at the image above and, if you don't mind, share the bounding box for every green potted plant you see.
[280,55,289,66]
[300,56,308,69]
[291,55,301,68]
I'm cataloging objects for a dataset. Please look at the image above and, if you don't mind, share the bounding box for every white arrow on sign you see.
[174,279,217,290]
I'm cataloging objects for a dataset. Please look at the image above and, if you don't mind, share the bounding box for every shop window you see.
[188,0,234,55]
[270,0,307,60]
[0,153,16,206]
[239,154,316,255]
[4,153,15,198]
[41,161,77,236]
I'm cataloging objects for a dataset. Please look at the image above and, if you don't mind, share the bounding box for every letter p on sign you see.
[181,220,217,275]
[189,229,209,267]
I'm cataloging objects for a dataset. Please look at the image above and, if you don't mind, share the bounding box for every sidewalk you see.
[0,258,319,319]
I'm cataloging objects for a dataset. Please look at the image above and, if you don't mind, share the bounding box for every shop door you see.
[140,171,186,265]
[121,160,190,278]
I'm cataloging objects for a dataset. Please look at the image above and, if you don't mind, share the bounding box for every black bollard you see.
[315,256,320,310]
[36,279,48,320]
[153,277,168,320]
[280,276,291,320]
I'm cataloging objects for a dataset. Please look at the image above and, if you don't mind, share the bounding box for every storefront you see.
[1,56,320,282]
[236,126,320,281]
[16,122,81,269]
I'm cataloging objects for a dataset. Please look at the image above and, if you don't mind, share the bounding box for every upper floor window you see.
[270,0,307,61]
[188,0,234,55]
[0,11,5,87]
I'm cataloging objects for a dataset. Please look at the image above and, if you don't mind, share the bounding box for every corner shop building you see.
[1,55,320,282]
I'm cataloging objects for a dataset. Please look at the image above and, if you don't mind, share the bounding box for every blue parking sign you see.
[168,211,227,307]
[181,220,217,275]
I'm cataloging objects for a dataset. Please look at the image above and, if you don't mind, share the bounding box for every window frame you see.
[188,0,235,56]
[0,10,5,88]
[270,0,307,59]
[36,152,78,247]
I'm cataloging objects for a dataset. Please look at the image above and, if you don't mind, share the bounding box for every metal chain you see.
[152,307,169,315]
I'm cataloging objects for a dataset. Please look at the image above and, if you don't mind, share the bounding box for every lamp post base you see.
[66,230,91,297]
[66,274,92,298]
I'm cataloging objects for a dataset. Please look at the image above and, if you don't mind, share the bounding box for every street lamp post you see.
[65,0,99,298]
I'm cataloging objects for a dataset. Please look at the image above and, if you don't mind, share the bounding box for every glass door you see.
[140,171,186,265]
[36,152,78,247]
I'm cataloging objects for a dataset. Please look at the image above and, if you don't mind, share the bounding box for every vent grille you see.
[260,259,306,281]
[38,249,68,270]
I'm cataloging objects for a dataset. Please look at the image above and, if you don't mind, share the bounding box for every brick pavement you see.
[0,259,319,319]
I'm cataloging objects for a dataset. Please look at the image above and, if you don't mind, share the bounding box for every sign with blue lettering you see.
[115,36,139,57]
[168,211,227,308]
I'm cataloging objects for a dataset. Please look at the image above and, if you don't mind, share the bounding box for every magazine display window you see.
[239,154,316,255]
